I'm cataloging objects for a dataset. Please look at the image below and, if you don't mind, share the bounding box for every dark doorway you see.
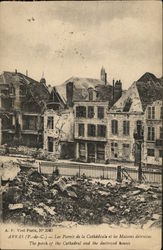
[48,137,53,152]
[134,143,141,166]
[87,143,95,162]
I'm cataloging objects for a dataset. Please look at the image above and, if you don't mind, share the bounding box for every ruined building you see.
[107,72,163,166]
[143,100,163,166]
[0,70,50,147]
[43,68,123,162]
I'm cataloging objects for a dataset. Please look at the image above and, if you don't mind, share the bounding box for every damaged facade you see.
[0,71,50,148]
[43,69,163,167]
[0,69,162,167]
[43,67,122,162]
[71,68,123,163]
[107,82,144,164]
[107,72,163,166]
[143,100,163,166]
[43,81,74,159]
[43,109,74,159]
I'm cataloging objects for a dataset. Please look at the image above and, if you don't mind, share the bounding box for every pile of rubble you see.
[0,145,56,161]
[2,168,162,228]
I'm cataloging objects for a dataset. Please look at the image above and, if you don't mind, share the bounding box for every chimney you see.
[105,73,107,85]
[26,70,28,77]
[114,79,122,103]
[66,82,74,107]
[112,79,115,104]
[15,69,17,74]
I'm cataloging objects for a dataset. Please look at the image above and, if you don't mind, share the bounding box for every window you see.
[41,117,44,130]
[76,106,86,118]
[22,115,37,130]
[160,127,163,139]
[97,143,105,160]
[97,125,106,137]
[159,150,163,158]
[152,107,155,119]
[112,120,118,134]
[160,107,163,119]
[136,120,143,137]
[48,137,53,152]
[79,142,86,160]
[88,91,93,101]
[147,106,155,119]
[123,98,132,112]
[88,106,94,118]
[2,115,13,129]
[19,85,26,96]
[147,127,155,141]
[147,149,155,157]
[111,142,118,158]
[123,144,130,158]
[123,121,130,135]
[147,107,151,119]
[78,124,84,137]
[10,85,15,95]
[97,107,104,119]
[47,116,54,129]
[88,124,96,137]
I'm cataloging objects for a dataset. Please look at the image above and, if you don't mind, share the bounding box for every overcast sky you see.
[0,1,162,89]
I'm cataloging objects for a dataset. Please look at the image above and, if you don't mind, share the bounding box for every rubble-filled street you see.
[2,167,162,229]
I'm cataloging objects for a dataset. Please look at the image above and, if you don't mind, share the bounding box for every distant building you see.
[0,70,50,147]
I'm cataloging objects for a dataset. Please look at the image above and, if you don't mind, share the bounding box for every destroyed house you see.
[143,100,163,167]
[67,74,123,163]
[44,68,123,161]
[107,72,163,166]
[0,70,50,147]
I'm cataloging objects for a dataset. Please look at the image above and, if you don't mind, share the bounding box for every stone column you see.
[18,113,23,130]
[76,142,79,160]
[95,143,97,162]
[85,142,88,162]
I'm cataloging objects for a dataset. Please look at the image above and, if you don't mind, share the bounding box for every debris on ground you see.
[0,161,20,181]
[1,168,162,228]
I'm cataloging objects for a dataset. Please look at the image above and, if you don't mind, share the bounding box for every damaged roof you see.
[136,72,163,111]
[0,71,50,106]
[54,76,113,103]
[111,72,163,113]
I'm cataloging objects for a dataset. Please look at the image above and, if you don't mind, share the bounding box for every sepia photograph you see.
[0,1,162,249]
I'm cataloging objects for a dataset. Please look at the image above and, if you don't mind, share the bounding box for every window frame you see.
[152,106,155,119]
[97,106,104,119]
[97,143,105,160]
[78,123,84,137]
[160,107,163,119]
[159,150,163,158]
[147,148,155,157]
[47,116,54,129]
[160,127,163,139]
[88,124,96,137]
[79,142,86,160]
[76,106,86,118]
[112,120,118,135]
[97,124,106,137]
[88,106,94,118]
[147,107,151,119]
[147,126,155,141]
[123,120,130,135]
